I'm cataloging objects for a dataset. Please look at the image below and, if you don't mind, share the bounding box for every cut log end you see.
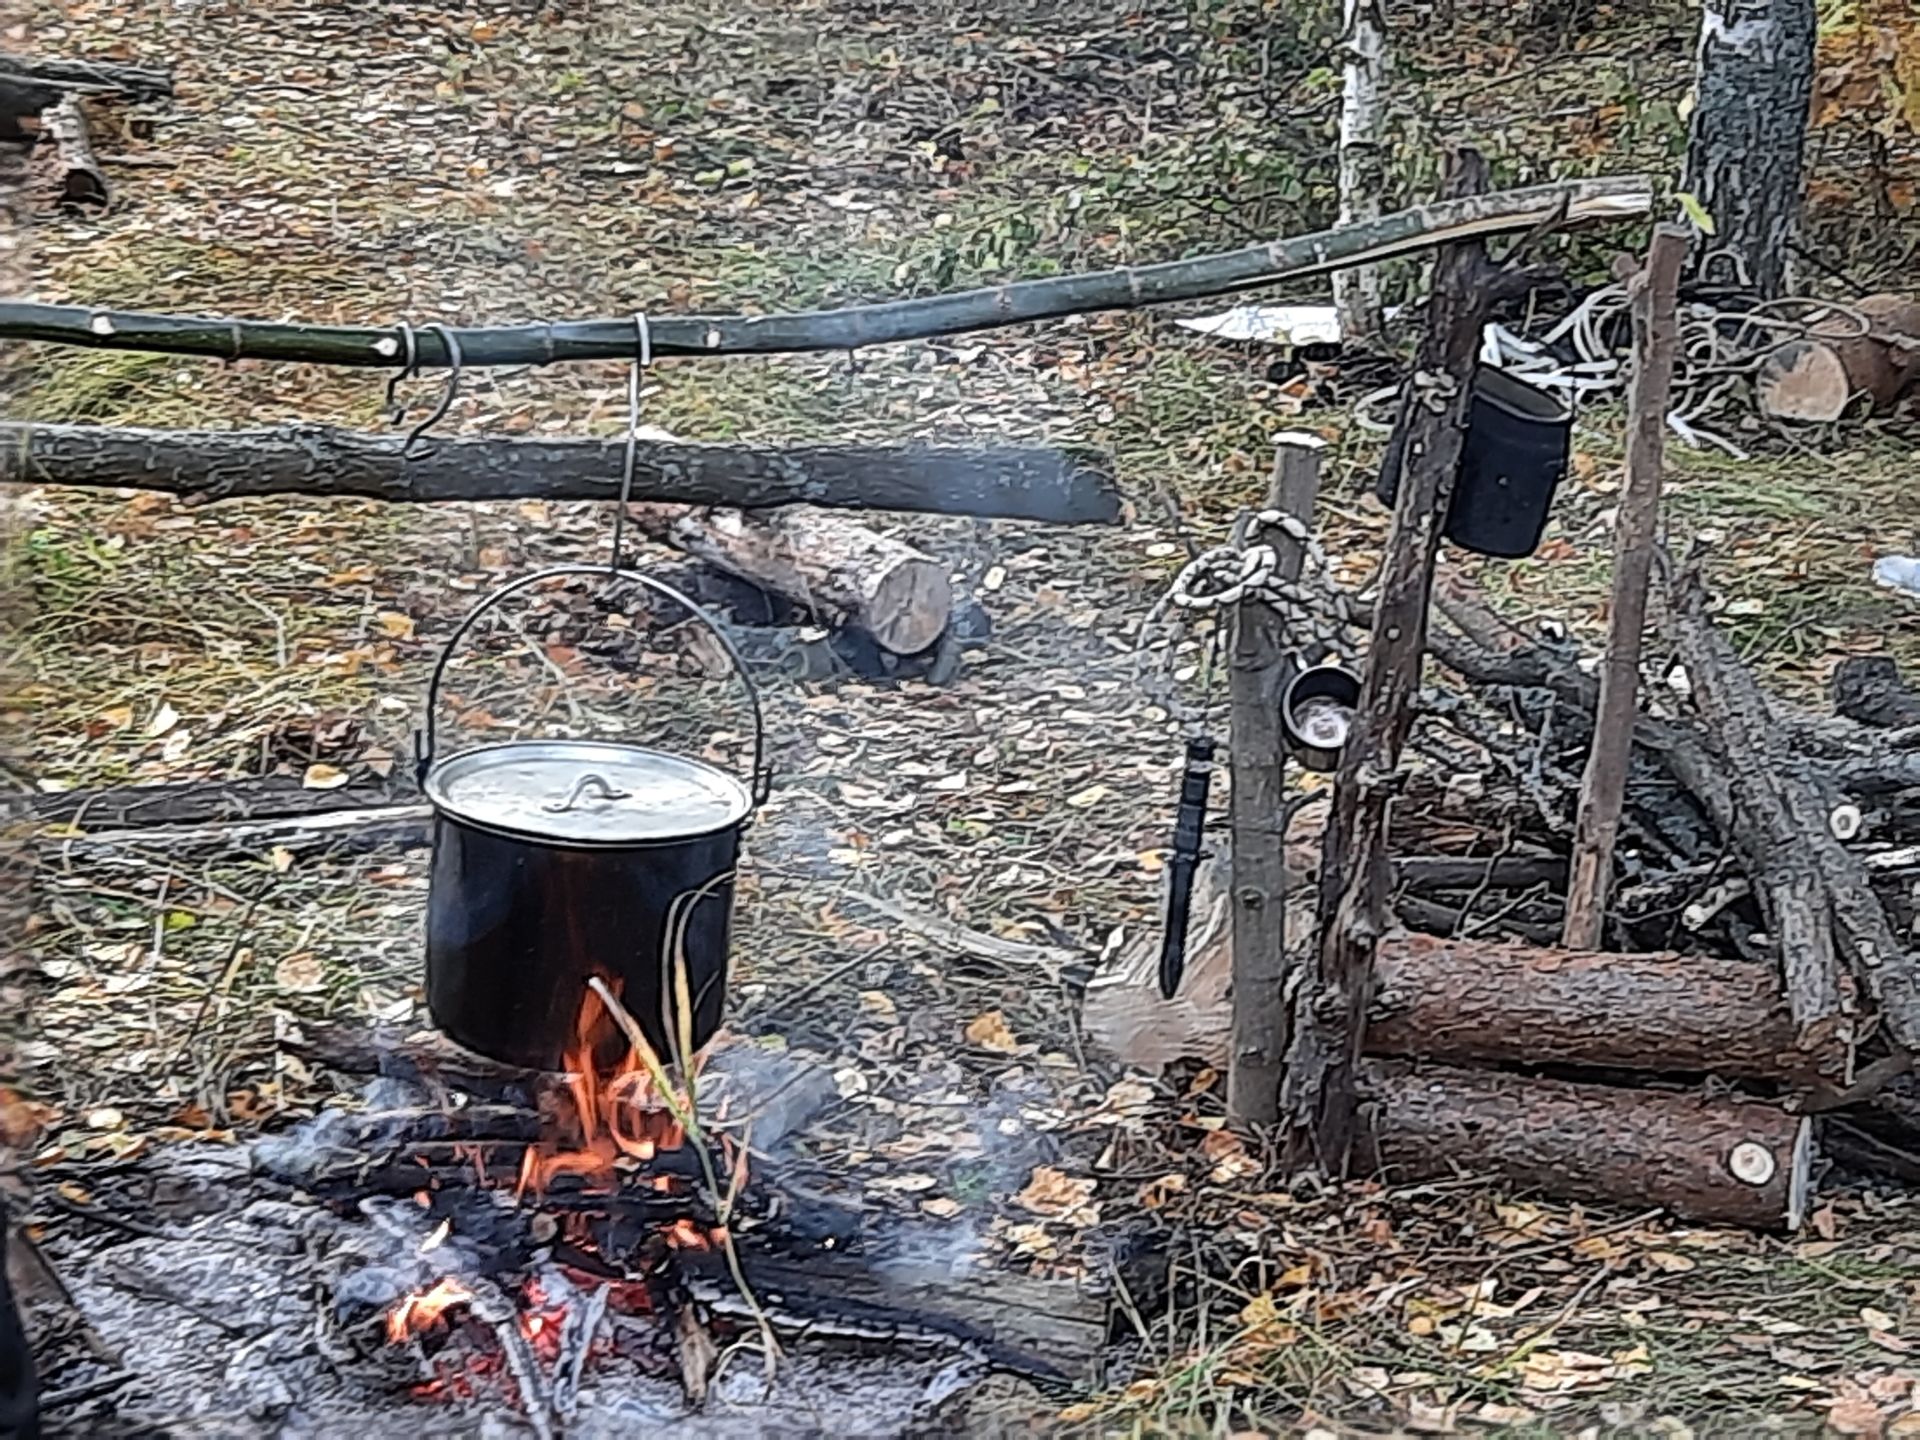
[1363,1061,1811,1231]
[1756,340,1852,423]
[865,553,953,654]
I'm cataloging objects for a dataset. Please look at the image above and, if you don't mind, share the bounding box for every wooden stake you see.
[1562,223,1687,950]
[1281,149,1496,1176]
[1225,433,1324,1127]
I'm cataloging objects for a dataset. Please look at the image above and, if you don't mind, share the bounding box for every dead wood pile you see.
[1089,561,1920,1226]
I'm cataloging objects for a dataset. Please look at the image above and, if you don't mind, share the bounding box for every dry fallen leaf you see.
[919,1197,963,1219]
[1016,1165,1099,1223]
[376,611,417,640]
[269,846,296,874]
[274,952,326,993]
[964,1010,1019,1053]
[302,763,350,790]
[1645,1250,1697,1273]
[858,990,898,1021]
[145,702,180,738]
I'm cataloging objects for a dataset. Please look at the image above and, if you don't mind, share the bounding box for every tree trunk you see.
[0,422,1122,525]
[633,506,954,654]
[1332,0,1390,343]
[1680,0,1817,300]
[1226,435,1324,1126]
[1360,1060,1814,1230]
[1367,933,1842,1081]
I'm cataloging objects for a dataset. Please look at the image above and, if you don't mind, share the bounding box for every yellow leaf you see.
[1676,190,1717,235]
[376,611,417,640]
[302,763,349,790]
[964,1009,1019,1053]
[858,990,897,1021]
[1066,783,1110,808]
[269,846,296,874]
[98,705,134,730]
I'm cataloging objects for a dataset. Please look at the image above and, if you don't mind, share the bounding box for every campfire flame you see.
[386,1277,474,1344]
[515,980,688,1199]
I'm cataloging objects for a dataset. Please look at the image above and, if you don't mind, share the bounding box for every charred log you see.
[0,422,1121,525]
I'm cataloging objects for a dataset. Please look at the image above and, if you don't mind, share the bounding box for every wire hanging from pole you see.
[609,312,652,574]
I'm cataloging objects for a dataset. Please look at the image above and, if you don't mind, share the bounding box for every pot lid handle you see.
[414,564,772,810]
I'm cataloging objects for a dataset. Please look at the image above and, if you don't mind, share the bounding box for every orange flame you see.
[515,980,688,1200]
[386,1277,474,1344]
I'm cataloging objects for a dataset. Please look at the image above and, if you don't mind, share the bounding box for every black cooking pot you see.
[1376,365,1573,559]
[415,565,770,1073]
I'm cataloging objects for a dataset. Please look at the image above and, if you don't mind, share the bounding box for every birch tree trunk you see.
[1332,0,1390,342]
[1680,0,1817,299]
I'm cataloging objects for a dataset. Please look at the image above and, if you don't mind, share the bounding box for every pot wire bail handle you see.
[608,311,651,575]
[413,563,773,812]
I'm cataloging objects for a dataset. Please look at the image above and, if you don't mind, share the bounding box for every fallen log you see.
[0,176,1652,366]
[34,803,431,858]
[39,95,106,208]
[28,774,411,828]
[1085,898,1837,1083]
[1365,933,1842,1081]
[0,422,1122,525]
[0,54,173,112]
[632,504,953,654]
[1360,1060,1813,1230]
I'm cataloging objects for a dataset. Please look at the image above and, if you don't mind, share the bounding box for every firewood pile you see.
[1089,558,1920,1229]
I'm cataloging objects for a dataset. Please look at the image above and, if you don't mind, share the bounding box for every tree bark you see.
[1680,0,1817,300]
[1227,434,1324,1126]
[0,422,1122,525]
[1360,1060,1813,1230]
[1563,225,1685,949]
[1367,933,1842,1081]
[631,505,953,654]
[0,177,1653,367]
[1283,148,1497,1177]
[1332,0,1390,343]
[38,94,106,209]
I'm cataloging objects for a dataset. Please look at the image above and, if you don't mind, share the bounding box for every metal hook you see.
[383,322,419,425]
[400,324,463,458]
[608,312,652,574]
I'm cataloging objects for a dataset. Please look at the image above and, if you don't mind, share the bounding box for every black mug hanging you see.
[1376,365,1573,559]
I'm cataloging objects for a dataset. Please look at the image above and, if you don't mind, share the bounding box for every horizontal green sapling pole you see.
[0,176,1652,369]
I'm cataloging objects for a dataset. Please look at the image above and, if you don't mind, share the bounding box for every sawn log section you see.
[1366,934,1842,1082]
[0,422,1122,525]
[1362,1060,1812,1230]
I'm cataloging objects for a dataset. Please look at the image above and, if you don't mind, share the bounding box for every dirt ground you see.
[6,0,1919,1433]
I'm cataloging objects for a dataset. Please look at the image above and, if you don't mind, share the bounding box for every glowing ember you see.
[515,979,690,1200]
[386,1277,474,1344]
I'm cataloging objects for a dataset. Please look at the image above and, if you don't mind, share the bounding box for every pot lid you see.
[425,740,751,845]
